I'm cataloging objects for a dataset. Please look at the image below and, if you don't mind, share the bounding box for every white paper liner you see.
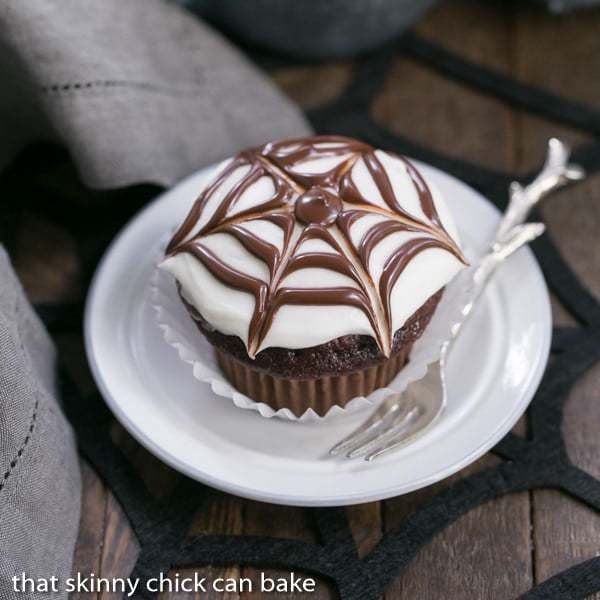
[151,245,476,422]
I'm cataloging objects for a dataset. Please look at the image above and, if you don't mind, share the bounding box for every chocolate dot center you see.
[295,187,342,226]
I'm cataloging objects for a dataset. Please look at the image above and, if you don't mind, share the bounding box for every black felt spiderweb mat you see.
[3,27,600,600]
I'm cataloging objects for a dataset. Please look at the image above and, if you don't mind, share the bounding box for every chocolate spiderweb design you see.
[5,27,600,600]
[166,136,465,357]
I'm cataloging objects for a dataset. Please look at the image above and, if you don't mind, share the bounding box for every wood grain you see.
[345,503,382,559]
[70,463,107,600]
[376,2,533,598]
[373,0,516,171]
[70,462,139,600]
[65,1,600,599]
[14,212,81,304]
[513,8,600,598]
[163,492,244,600]
[272,63,354,112]
[241,502,335,599]
[97,492,140,600]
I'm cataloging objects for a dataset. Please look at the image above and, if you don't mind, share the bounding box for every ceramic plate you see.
[84,161,551,506]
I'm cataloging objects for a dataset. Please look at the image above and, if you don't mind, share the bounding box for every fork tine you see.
[364,406,441,461]
[329,393,404,456]
[346,404,423,459]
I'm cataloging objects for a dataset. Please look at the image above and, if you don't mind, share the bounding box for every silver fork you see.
[330,138,585,462]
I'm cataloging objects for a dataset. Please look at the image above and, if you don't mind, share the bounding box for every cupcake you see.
[160,136,467,416]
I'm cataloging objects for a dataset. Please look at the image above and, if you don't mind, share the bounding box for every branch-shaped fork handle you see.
[330,138,585,461]
[439,139,585,369]
[495,138,585,244]
[444,223,546,356]
[330,223,547,461]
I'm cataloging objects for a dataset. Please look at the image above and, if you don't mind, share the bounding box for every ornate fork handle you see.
[442,224,545,365]
[443,138,585,366]
[330,138,585,462]
[495,138,584,243]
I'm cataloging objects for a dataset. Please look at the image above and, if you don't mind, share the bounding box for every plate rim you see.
[84,161,552,506]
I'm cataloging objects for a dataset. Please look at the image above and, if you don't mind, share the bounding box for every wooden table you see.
[15,1,600,598]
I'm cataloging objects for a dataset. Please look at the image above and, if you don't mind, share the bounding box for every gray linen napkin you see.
[0,0,310,597]
[0,0,310,189]
[0,247,81,600]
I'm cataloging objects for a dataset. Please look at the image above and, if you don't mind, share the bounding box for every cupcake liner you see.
[150,240,476,422]
[215,345,413,418]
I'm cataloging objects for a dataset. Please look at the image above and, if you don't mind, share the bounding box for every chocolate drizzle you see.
[166,135,467,357]
[295,187,342,226]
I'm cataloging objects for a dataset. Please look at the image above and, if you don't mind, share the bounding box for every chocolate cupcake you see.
[160,136,467,416]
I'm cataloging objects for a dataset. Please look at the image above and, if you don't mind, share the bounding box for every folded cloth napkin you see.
[0,247,81,600]
[0,0,310,190]
[0,1,309,598]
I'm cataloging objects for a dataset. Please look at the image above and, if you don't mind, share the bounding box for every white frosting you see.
[186,159,242,238]
[367,230,427,285]
[290,154,348,175]
[296,237,338,254]
[238,219,285,251]
[431,180,460,241]
[160,145,466,356]
[376,150,425,220]
[259,304,375,350]
[280,267,358,289]
[389,249,464,333]
[348,213,389,245]
[228,175,276,216]
[349,157,387,209]
[161,252,255,344]
[200,233,270,282]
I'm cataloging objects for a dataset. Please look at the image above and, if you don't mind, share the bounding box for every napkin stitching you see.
[0,291,44,491]
[0,399,39,492]
[9,25,600,600]
[40,79,203,99]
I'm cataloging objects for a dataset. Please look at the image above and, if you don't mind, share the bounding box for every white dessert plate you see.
[85,160,551,507]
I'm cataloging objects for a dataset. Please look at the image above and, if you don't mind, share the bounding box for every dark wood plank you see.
[346,502,382,559]
[71,462,107,600]
[161,492,244,600]
[384,458,533,599]
[70,459,139,600]
[273,63,354,112]
[514,8,600,597]
[14,212,82,304]
[531,373,600,600]
[380,2,534,598]
[273,45,386,599]
[373,0,516,171]
[62,3,600,599]
[97,491,140,600]
[241,502,335,600]
[111,421,179,499]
